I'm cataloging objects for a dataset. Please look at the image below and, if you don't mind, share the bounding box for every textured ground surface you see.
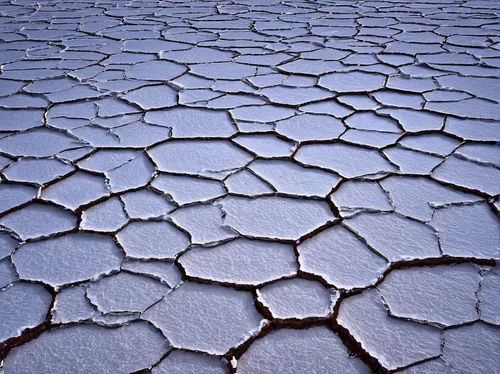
[0,0,500,373]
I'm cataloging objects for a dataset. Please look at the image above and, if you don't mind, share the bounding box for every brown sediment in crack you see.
[227,295,389,374]
[342,256,496,297]
[332,322,389,374]
[0,323,47,361]
[0,284,56,361]
[224,257,498,373]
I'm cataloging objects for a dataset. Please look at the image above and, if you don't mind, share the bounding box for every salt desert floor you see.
[0,0,499,373]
